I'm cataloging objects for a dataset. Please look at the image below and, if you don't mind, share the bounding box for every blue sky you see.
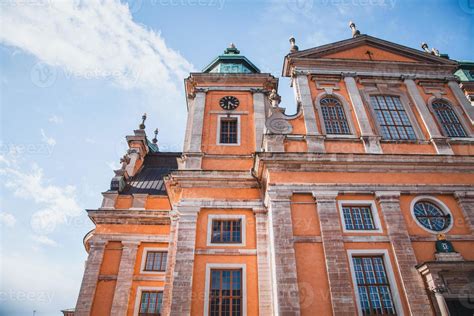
[0,0,472,315]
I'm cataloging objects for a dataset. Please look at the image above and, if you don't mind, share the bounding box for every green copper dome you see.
[202,44,260,74]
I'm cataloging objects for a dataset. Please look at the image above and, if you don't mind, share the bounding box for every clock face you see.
[219,96,240,110]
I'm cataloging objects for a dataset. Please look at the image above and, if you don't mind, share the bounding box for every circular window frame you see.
[410,196,453,234]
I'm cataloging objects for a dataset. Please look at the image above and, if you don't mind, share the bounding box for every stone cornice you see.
[254,152,474,177]
[166,170,259,189]
[87,209,171,225]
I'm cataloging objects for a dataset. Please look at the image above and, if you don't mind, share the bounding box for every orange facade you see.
[71,34,474,316]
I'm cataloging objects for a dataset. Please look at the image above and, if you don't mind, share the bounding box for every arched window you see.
[413,200,451,232]
[320,96,351,135]
[431,99,467,137]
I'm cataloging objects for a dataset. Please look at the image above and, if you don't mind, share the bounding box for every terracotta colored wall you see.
[294,243,332,315]
[291,194,320,236]
[95,224,170,235]
[201,91,255,156]
[323,45,418,63]
[145,196,171,210]
[91,280,116,316]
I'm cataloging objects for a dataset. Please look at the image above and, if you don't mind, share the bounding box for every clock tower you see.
[180,44,278,170]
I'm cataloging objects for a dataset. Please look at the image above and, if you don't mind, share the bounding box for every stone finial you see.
[152,128,159,144]
[119,154,130,169]
[139,113,147,130]
[421,42,440,56]
[421,42,430,53]
[224,43,240,54]
[289,37,299,53]
[269,89,281,107]
[349,21,361,38]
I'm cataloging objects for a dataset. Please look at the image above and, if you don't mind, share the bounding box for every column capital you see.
[312,191,338,201]
[454,191,474,201]
[375,191,401,201]
[341,72,357,78]
[89,239,107,249]
[253,208,268,215]
[266,189,293,201]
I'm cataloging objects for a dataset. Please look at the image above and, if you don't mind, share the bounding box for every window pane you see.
[432,100,467,137]
[414,201,450,232]
[320,97,351,135]
[220,118,238,144]
[342,205,376,230]
[352,256,396,315]
[209,269,242,316]
[370,95,416,140]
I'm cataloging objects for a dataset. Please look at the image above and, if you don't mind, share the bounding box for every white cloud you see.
[40,128,56,146]
[48,115,63,124]
[0,211,16,227]
[2,164,82,234]
[32,234,58,247]
[0,0,194,91]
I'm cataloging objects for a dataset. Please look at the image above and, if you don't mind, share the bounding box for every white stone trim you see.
[314,91,357,136]
[203,263,247,316]
[347,249,404,316]
[217,114,241,146]
[409,195,454,234]
[337,200,383,233]
[139,247,168,275]
[133,286,164,316]
[206,214,246,247]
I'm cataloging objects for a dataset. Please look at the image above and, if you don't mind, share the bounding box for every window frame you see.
[427,96,472,139]
[360,86,424,141]
[140,247,169,275]
[347,249,404,316]
[204,263,247,316]
[207,215,246,247]
[133,286,164,316]
[314,92,358,138]
[410,196,453,234]
[217,115,241,146]
[337,200,383,233]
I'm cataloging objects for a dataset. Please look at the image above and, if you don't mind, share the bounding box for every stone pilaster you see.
[254,208,274,315]
[75,240,107,316]
[170,207,199,315]
[267,191,301,314]
[313,191,357,314]
[110,241,140,316]
[161,212,179,316]
[100,192,118,209]
[188,89,207,153]
[454,191,474,233]
[343,74,382,154]
[376,191,432,316]
[294,74,325,153]
[404,78,453,155]
[448,80,474,125]
[253,90,266,152]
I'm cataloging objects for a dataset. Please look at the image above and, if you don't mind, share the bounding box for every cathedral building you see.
[70,23,474,316]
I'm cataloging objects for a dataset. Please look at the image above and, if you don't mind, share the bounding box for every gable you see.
[288,35,457,66]
[321,44,419,63]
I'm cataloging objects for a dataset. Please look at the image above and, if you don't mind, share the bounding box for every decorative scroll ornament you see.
[266,113,293,134]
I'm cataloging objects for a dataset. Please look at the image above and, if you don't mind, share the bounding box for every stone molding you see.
[87,209,171,225]
[376,191,432,315]
[454,191,474,233]
[110,241,140,316]
[267,195,301,314]
[314,191,357,314]
[74,240,107,316]
[448,80,474,124]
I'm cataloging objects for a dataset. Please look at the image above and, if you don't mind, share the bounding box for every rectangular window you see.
[144,251,167,272]
[352,256,396,315]
[219,118,238,144]
[139,291,163,316]
[370,95,416,140]
[343,205,376,230]
[211,219,242,243]
[209,269,242,316]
